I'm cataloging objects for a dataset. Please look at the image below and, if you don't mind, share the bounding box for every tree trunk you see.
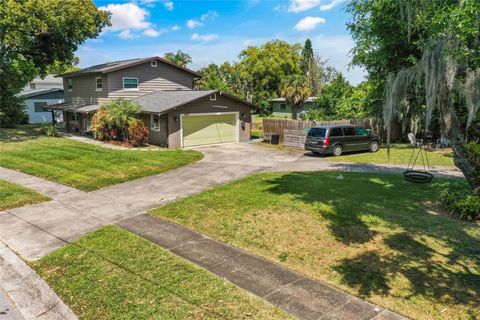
[437,79,477,189]
[291,105,298,120]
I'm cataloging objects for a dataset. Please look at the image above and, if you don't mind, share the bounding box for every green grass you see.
[0,124,44,141]
[31,226,292,320]
[0,180,50,210]
[325,144,455,166]
[0,137,203,191]
[150,172,479,320]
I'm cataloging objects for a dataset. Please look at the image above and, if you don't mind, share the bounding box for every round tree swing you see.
[403,144,434,183]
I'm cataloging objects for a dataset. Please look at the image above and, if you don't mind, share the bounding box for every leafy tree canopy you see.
[0,0,110,127]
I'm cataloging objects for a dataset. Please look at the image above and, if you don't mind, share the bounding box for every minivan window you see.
[308,128,326,137]
[343,127,356,136]
[330,128,343,137]
[355,127,368,136]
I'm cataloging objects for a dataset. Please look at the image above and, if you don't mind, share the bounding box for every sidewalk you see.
[0,241,77,320]
[118,214,408,320]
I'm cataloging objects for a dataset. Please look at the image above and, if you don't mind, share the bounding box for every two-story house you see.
[52,57,258,148]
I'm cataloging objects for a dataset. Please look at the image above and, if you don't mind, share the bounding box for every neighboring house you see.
[22,75,64,92]
[51,57,259,148]
[270,97,317,116]
[19,75,64,124]
[19,89,64,124]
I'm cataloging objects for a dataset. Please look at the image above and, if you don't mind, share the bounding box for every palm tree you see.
[280,75,312,120]
[105,99,142,140]
[164,50,192,67]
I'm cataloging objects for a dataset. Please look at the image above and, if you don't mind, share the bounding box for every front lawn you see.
[0,124,43,141]
[150,172,479,320]
[0,180,50,210]
[324,144,455,167]
[31,226,291,320]
[0,137,203,191]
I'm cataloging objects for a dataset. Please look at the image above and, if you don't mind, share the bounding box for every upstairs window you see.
[67,79,73,91]
[151,114,160,131]
[123,77,139,90]
[95,76,102,91]
[33,102,48,113]
[151,60,158,67]
[210,93,216,101]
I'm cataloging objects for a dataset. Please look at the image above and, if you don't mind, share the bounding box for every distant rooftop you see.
[19,88,63,99]
[57,56,201,78]
[269,97,317,103]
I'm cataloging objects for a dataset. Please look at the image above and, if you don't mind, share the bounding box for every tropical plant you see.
[0,0,109,128]
[164,50,192,67]
[90,106,110,140]
[314,73,352,118]
[128,119,149,147]
[105,99,142,140]
[281,75,312,120]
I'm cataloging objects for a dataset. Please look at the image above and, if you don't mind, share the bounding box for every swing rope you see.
[404,143,434,184]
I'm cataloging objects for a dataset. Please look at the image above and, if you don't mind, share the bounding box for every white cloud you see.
[119,29,134,39]
[187,19,203,29]
[294,16,326,31]
[171,25,180,31]
[99,3,151,31]
[143,28,162,37]
[319,0,344,11]
[164,1,174,10]
[191,33,218,42]
[288,0,343,13]
[200,10,218,22]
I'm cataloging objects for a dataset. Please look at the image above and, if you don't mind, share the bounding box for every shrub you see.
[440,188,480,221]
[105,99,141,140]
[128,119,149,146]
[465,142,480,194]
[40,125,58,137]
[90,106,110,140]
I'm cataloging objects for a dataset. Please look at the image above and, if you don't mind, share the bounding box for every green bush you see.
[40,125,58,137]
[440,188,480,221]
[465,142,480,193]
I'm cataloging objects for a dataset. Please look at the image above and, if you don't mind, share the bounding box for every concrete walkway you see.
[0,241,77,320]
[119,214,407,320]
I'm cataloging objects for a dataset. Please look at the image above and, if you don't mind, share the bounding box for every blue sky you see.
[81,0,365,84]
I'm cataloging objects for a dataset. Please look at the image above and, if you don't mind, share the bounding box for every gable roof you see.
[19,88,64,99]
[56,56,201,78]
[132,90,260,114]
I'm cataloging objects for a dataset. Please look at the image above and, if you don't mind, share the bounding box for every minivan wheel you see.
[332,145,343,156]
[370,141,380,152]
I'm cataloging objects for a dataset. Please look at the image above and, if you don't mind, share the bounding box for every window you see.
[67,79,73,91]
[123,77,139,90]
[280,103,286,110]
[343,127,356,136]
[151,60,157,67]
[95,76,102,91]
[33,102,48,113]
[30,83,36,90]
[329,128,343,137]
[70,113,78,122]
[355,127,368,136]
[307,128,326,137]
[151,114,160,131]
[210,93,217,101]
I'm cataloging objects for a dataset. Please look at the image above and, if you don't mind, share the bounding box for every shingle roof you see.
[131,90,217,113]
[19,88,64,99]
[56,56,201,78]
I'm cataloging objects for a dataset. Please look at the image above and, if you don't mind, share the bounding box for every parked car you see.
[305,125,380,156]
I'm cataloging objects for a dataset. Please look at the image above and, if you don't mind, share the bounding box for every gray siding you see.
[167,95,252,148]
[107,61,195,100]
[63,74,108,105]
[141,113,168,147]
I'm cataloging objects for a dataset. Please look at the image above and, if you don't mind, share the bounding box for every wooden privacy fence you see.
[262,118,401,144]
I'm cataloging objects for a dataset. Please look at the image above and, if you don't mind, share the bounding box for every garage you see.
[182,113,238,147]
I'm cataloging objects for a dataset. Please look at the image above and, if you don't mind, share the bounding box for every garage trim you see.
[180,112,239,148]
